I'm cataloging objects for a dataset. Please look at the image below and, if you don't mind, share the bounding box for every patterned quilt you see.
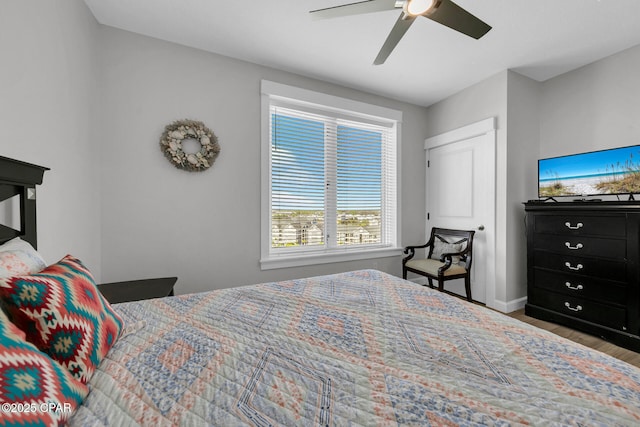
[68,270,640,426]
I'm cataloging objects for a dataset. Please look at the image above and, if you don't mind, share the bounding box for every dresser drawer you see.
[532,268,627,305]
[533,250,627,282]
[533,234,626,259]
[533,214,626,237]
[530,289,627,331]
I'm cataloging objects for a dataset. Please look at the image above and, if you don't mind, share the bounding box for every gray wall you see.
[97,27,429,293]
[0,0,102,276]
[505,71,539,302]
[540,44,640,158]
[424,71,510,306]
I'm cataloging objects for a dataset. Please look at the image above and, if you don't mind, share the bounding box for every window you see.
[261,81,402,269]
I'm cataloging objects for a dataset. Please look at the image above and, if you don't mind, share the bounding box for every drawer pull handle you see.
[565,242,584,250]
[565,282,583,291]
[565,262,584,271]
[565,222,584,230]
[564,302,583,312]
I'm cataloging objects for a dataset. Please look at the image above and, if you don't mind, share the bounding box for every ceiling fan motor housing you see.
[403,0,441,17]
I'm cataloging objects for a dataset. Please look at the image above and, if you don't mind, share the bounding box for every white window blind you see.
[271,107,326,249]
[266,96,398,262]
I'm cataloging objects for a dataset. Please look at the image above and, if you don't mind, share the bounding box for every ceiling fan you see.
[310,0,491,65]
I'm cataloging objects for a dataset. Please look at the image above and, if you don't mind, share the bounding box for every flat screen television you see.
[538,144,640,198]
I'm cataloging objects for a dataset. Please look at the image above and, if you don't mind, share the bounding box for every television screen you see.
[538,144,640,198]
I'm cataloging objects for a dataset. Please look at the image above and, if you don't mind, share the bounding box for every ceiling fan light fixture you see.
[404,0,436,16]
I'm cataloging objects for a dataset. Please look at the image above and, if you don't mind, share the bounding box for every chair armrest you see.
[437,244,472,272]
[403,242,431,253]
[402,249,414,264]
[438,250,463,263]
[403,241,433,264]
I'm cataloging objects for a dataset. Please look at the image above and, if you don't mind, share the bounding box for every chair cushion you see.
[405,258,467,276]
[430,235,466,263]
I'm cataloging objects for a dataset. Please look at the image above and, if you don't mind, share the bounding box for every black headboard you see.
[0,156,49,249]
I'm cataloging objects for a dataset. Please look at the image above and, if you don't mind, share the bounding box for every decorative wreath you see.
[159,119,220,172]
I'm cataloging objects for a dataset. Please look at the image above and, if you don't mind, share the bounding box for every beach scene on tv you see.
[539,145,640,197]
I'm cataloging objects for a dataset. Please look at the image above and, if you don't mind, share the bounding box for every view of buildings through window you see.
[271,111,383,249]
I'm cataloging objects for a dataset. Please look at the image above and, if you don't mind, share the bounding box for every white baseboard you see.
[406,276,528,314]
[490,296,527,313]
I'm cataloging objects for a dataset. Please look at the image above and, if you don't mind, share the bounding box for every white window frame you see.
[260,80,403,270]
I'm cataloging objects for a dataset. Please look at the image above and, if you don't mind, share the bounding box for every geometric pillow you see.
[0,255,124,384]
[0,308,88,425]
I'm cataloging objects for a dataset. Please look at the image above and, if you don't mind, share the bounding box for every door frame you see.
[424,117,497,309]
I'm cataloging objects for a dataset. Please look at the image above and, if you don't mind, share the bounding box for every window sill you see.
[260,247,403,270]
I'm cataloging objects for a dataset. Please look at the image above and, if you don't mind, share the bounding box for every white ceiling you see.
[84,0,640,107]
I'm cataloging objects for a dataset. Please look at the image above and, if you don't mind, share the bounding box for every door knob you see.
[477,225,485,231]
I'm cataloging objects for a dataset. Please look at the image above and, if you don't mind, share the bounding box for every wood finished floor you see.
[507,309,640,369]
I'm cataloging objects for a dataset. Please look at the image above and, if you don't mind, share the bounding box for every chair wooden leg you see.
[438,278,444,292]
[427,278,434,289]
[403,267,407,280]
[464,275,472,302]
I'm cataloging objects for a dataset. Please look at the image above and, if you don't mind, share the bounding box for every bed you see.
[2,156,640,426]
[70,269,640,426]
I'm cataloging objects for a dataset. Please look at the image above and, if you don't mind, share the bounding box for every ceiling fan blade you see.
[310,0,399,20]
[423,0,491,39]
[373,13,416,65]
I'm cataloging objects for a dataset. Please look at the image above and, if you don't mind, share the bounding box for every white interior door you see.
[425,119,496,305]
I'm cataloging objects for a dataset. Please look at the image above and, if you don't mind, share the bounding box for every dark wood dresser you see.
[525,201,640,351]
